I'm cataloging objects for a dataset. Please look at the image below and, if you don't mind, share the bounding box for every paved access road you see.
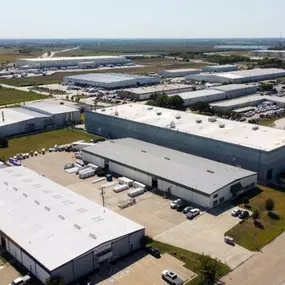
[222,232,285,285]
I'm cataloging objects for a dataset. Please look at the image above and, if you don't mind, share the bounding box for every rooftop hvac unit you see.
[147,106,153,110]
[170,121,176,128]
[252,125,259,130]
[115,111,119,116]
[196,119,202,124]
[101,109,106,112]
[175,115,181,119]
[208,117,217,122]
[219,123,225,128]
[156,111,162,115]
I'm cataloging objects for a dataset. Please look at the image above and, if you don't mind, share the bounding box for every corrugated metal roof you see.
[0,166,144,271]
[84,138,256,195]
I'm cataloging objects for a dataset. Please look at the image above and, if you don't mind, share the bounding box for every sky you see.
[0,0,284,39]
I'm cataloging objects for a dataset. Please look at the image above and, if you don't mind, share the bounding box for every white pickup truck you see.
[9,275,31,285]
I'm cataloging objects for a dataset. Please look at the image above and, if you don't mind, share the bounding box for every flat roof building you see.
[82,138,257,208]
[201,65,239,73]
[64,73,161,89]
[117,84,193,101]
[85,103,285,180]
[186,68,285,83]
[16,56,131,69]
[0,166,144,284]
[159,68,200,78]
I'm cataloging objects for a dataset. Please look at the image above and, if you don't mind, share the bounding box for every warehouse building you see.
[201,65,239,73]
[186,68,285,83]
[15,56,131,69]
[82,138,257,209]
[248,50,285,59]
[22,102,81,126]
[0,108,51,137]
[64,73,160,89]
[211,84,257,98]
[159,68,200,78]
[0,167,144,284]
[117,84,193,100]
[85,103,285,180]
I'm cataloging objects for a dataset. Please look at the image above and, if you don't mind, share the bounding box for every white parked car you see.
[9,275,31,285]
[170,199,182,209]
[186,208,200,219]
[162,270,183,285]
[231,209,242,217]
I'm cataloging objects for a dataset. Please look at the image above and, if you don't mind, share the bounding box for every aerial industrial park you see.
[2,1,285,284]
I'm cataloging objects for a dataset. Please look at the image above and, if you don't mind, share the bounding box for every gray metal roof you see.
[0,167,144,271]
[65,73,157,83]
[84,138,256,196]
[177,89,225,100]
[211,84,257,92]
[23,102,79,115]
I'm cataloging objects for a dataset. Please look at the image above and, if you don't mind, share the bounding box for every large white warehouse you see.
[0,108,51,137]
[186,68,285,83]
[64,73,160,89]
[0,167,144,284]
[159,68,200,77]
[201,65,239,73]
[117,84,193,100]
[15,56,131,69]
[82,138,257,209]
[85,103,285,181]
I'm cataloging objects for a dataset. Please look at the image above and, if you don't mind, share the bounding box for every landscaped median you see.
[225,185,285,251]
[0,128,102,161]
[149,240,230,285]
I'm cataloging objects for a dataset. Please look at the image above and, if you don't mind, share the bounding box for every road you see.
[39,47,80,58]
[221,232,285,285]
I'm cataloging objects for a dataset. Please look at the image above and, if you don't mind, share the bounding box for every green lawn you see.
[0,87,46,106]
[149,241,230,285]
[0,129,102,160]
[225,185,285,251]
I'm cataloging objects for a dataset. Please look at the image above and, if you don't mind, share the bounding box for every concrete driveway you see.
[222,232,285,285]
[154,205,254,269]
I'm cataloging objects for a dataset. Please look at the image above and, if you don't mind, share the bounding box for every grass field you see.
[0,129,101,160]
[0,87,46,106]
[0,58,207,87]
[54,49,118,57]
[225,185,285,251]
[149,241,230,285]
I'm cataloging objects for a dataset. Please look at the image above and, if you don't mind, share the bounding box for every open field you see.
[0,87,46,106]
[54,49,118,57]
[0,58,207,86]
[226,185,285,251]
[0,129,100,160]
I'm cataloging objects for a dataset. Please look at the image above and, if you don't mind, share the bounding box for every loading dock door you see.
[73,252,94,280]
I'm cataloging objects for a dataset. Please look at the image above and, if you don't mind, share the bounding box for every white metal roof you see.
[84,138,256,195]
[160,68,199,73]
[95,103,285,151]
[65,73,158,83]
[121,84,192,94]
[0,108,50,127]
[211,84,257,92]
[18,56,127,62]
[174,89,225,100]
[0,166,144,271]
[203,64,238,69]
[23,102,79,115]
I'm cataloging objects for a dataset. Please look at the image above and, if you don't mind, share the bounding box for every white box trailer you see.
[133,181,146,191]
[79,168,95,179]
[118,177,134,187]
[128,188,144,197]
[87,163,99,171]
[118,198,136,209]
[113,184,130,193]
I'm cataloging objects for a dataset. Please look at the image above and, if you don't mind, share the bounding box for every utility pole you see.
[100,186,105,207]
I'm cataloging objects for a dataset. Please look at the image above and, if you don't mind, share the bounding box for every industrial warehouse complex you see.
[82,138,257,208]
[85,103,285,180]
[186,68,285,83]
[15,56,132,69]
[0,167,144,284]
[64,73,160,89]
[159,68,200,77]
[0,103,80,137]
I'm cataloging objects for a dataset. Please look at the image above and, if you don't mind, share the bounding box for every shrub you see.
[242,197,249,205]
[0,136,8,148]
[265,198,275,211]
[140,235,153,246]
[268,211,280,220]
[252,210,260,220]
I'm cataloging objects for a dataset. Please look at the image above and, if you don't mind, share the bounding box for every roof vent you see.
[219,123,225,128]
[34,200,40,205]
[164,157,170,160]
[74,224,81,230]
[207,170,214,174]
[101,108,106,112]
[13,187,18,191]
[147,106,153,110]
[175,115,181,119]
[208,117,217,122]
[89,233,97,239]
[156,111,162,116]
[196,119,202,124]
[115,111,119,116]
[170,121,176,128]
[141,150,147,153]
[44,206,50,211]
[252,125,259,131]
[58,215,65,220]
[22,193,28,197]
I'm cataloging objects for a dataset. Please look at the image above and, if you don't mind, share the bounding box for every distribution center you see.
[64,73,161,89]
[85,103,285,180]
[0,167,144,284]
[201,65,239,73]
[82,138,257,208]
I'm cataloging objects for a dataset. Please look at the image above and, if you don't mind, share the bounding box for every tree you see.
[265,198,275,211]
[66,95,69,100]
[190,102,211,113]
[252,210,260,220]
[46,277,65,285]
[0,136,8,148]
[198,254,219,285]
[168,95,184,109]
